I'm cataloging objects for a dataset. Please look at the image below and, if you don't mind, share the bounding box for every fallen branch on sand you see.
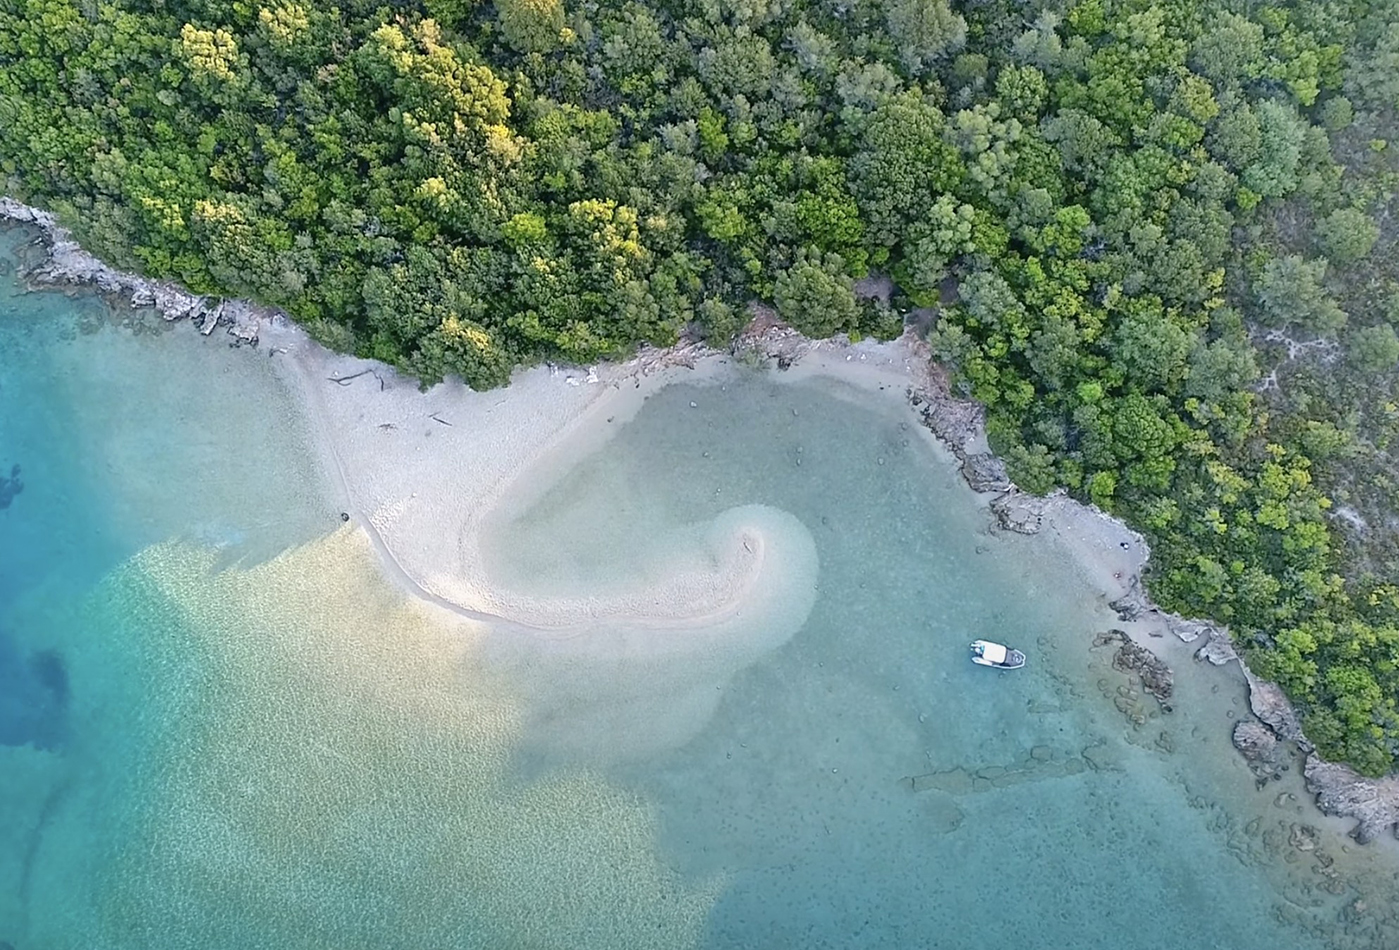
[328,368,384,391]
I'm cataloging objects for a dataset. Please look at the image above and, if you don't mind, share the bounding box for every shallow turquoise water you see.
[486,373,1399,950]
[3,224,1399,949]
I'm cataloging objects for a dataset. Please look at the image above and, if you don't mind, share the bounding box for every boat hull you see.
[969,640,1026,669]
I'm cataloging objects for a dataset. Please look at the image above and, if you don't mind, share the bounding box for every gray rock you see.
[1094,629,1173,709]
[990,490,1046,534]
[961,453,1010,492]
[1232,719,1288,785]
[1304,755,1399,844]
[1195,633,1239,666]
[912,390,983,458]
[1109,575,1155,622]
[1245,671,1307,747]
[1167,617,1216,643]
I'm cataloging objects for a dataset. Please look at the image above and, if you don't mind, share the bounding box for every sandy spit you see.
[268,324,814,637]
[5,195,1396,842]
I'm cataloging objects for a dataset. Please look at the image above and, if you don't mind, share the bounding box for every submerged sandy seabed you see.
[2,528,723,949]
[267,323,1173,766]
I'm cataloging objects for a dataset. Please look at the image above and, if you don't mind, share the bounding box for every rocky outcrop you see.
[961,453,1010,493]
[1233,719,1287,785]
[2,197,273,342]
[989,489,1048,534]
[731,306,812,368]
[1194,632,1239,666]
[1234,719,1279,760]
[1094,628,1173,709]
[1109,576,1155,622]
[911,389,984,456]
[1245,670,1309,749]
[1108,583,1230,651]
[1167,617,1216,643]
[1304,756,1399,844]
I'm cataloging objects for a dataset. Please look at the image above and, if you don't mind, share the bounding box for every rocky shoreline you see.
[0,197,273,344]
[5,194,1399,846]
[894,313,1399,847]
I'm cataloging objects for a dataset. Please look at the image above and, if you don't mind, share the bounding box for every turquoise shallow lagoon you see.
[3,223,1399,949]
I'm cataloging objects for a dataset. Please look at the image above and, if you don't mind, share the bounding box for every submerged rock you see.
[1094,628,1173,709]
[919,793,966,834]
[0,462,21,509]
[0,632,69,751]
[1304,756,1399,844]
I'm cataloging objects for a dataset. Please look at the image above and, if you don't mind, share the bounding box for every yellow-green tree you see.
[496,0,565,53]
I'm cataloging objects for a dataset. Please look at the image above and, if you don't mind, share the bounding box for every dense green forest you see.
[2,0,1399,771]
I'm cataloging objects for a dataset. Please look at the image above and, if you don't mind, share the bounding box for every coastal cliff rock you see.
[1095,629,1173,709]
[961,453,1010,493]
[1304,756,1399,844]
[1233,720,1286,785]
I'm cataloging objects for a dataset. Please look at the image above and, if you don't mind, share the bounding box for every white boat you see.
[970,640,1025,670]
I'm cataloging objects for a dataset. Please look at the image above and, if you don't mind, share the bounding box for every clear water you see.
[483,374,1399,950]
[2,224,1398,949]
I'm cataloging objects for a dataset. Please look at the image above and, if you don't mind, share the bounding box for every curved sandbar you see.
[472,504,819,760]
[273,326,819,649]
[475,503,817,636]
